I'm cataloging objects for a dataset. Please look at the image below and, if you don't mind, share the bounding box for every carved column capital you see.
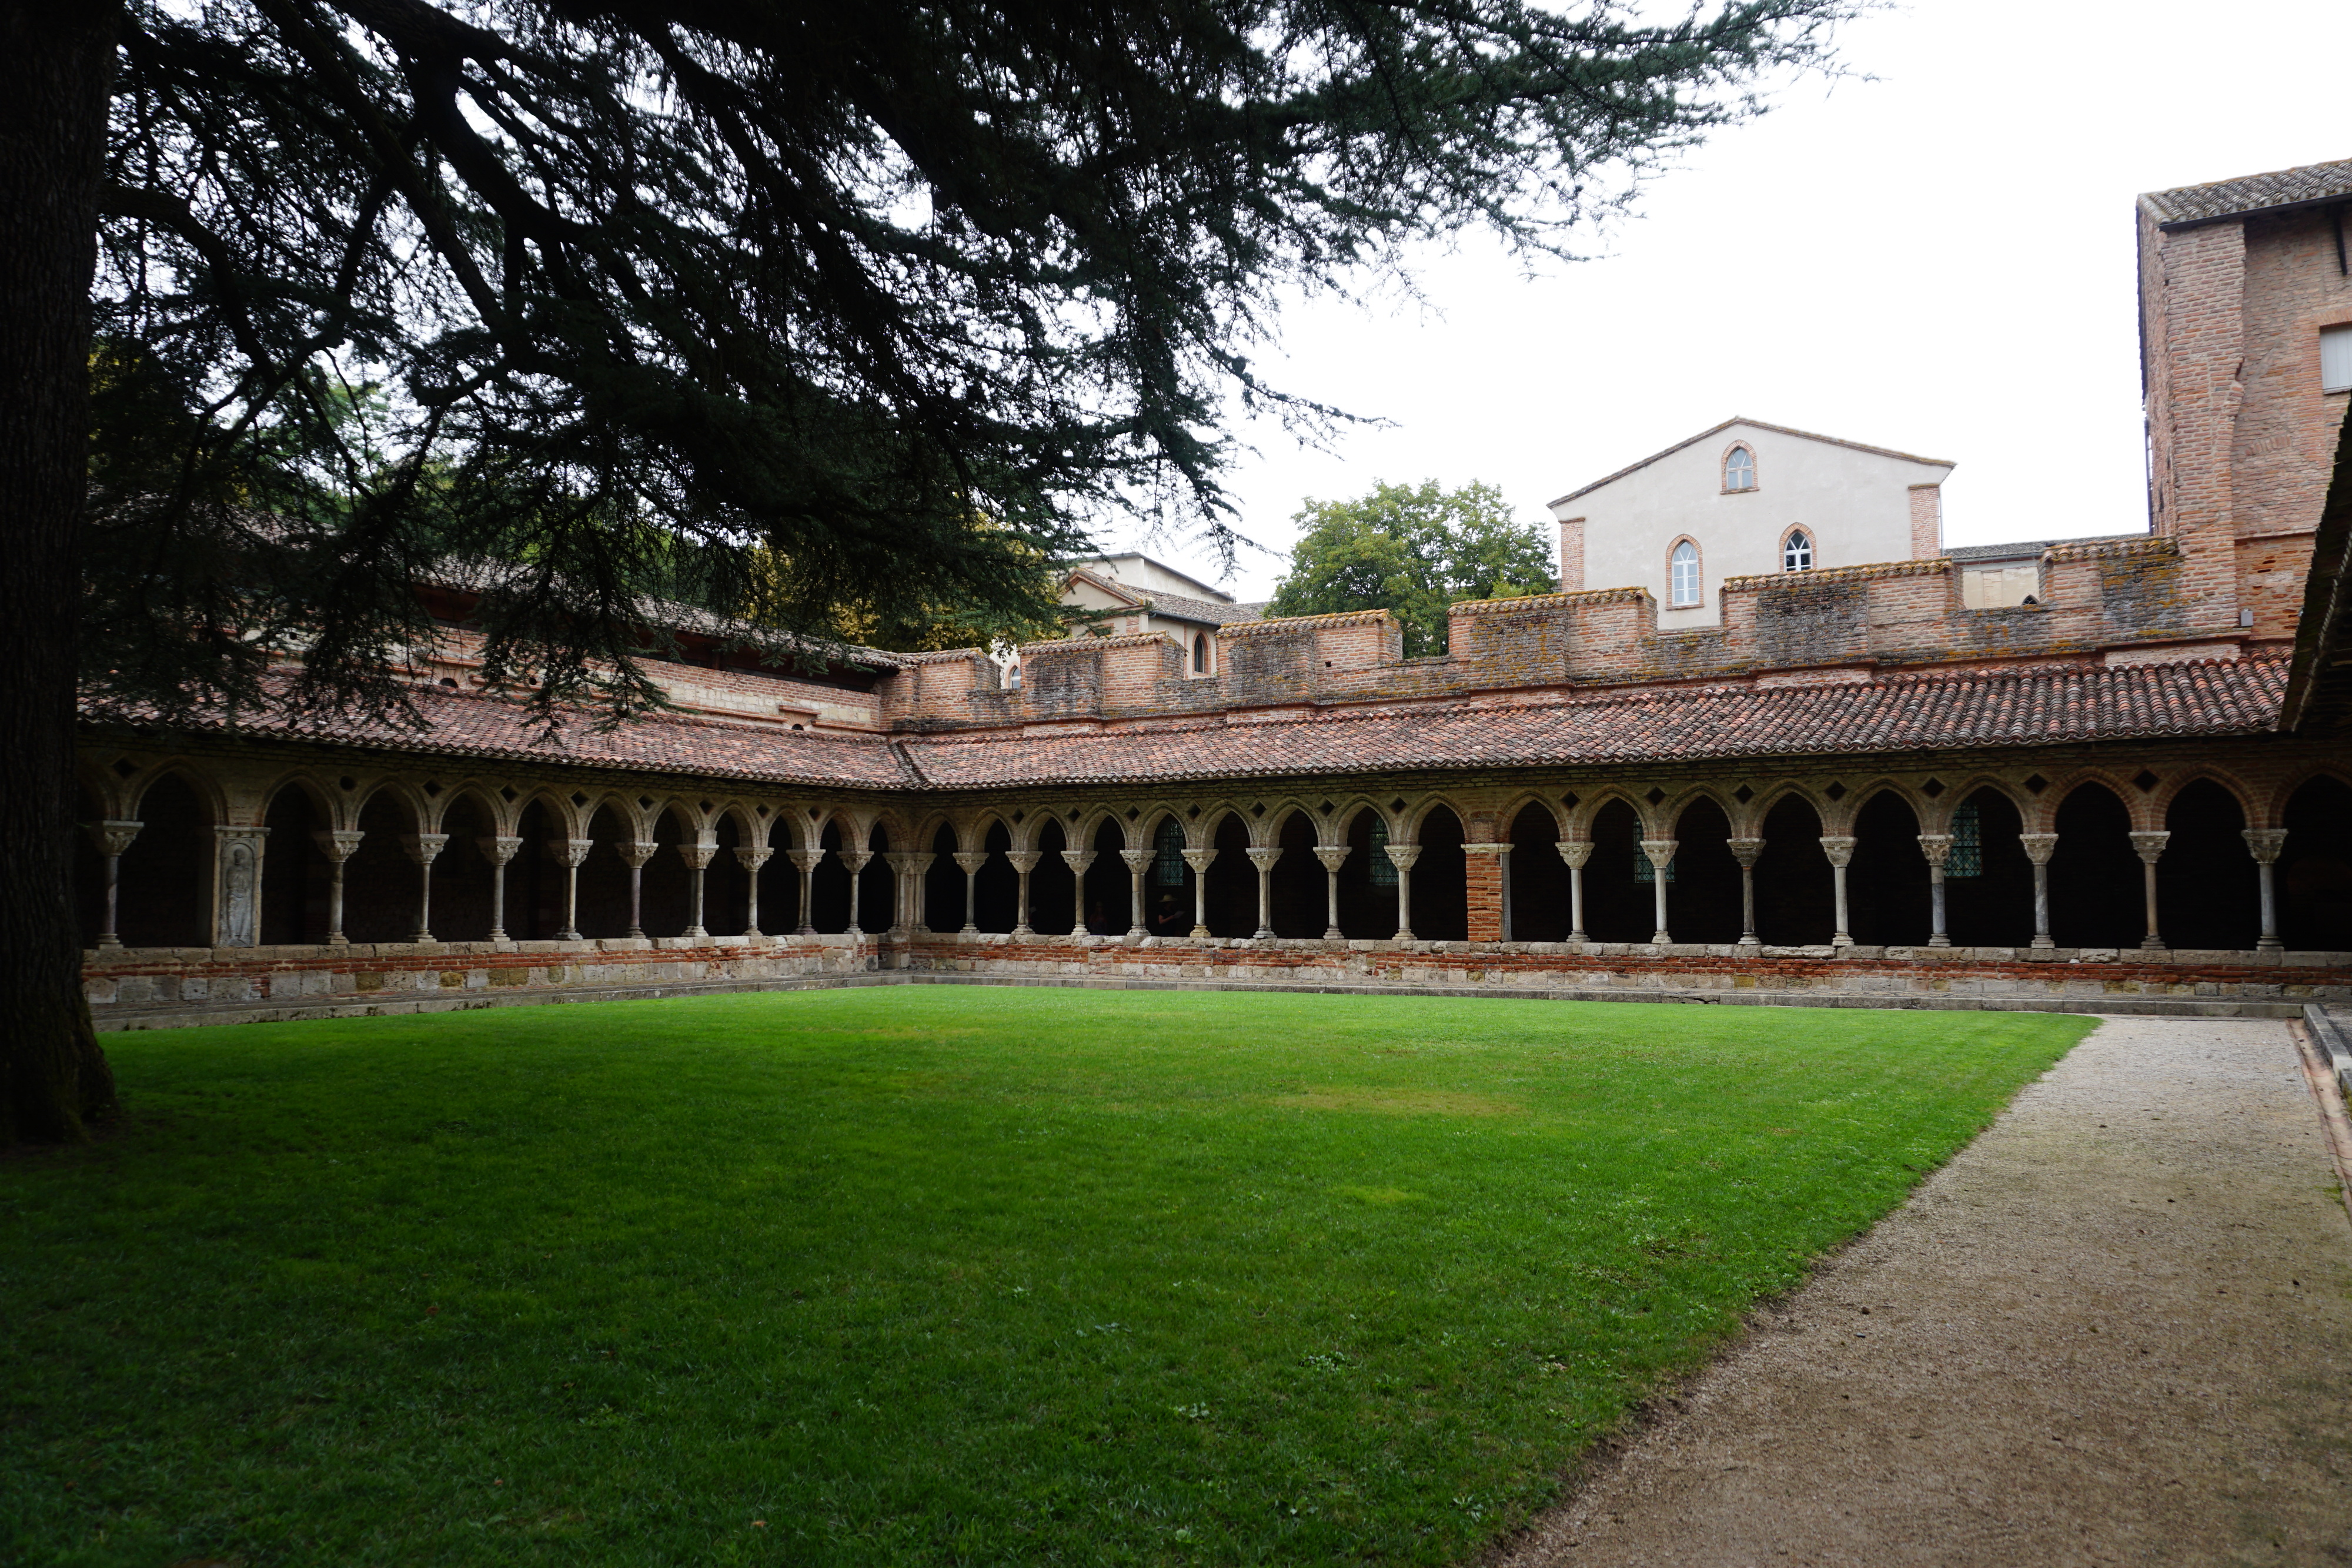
[1638,837,1679,869]
[2241,828,2288,864]
[881,851,918,874]
[1555,840,1593,870]
[1459,841,1511,857]
[954,851,991,875]
[312,828,364,863]
[614,839,658,870]
[1120,848,1155,873]
[838,849,874,875]
[1245,847,1283,870]
[1005,851,1043,874]
[787,848,826,874]
[89,819,143,858]
[476,834,522,866]
[2016,832,2059,865]
[677,841,719,871]
[1727,836,1765,870]
[1917,833,1954,871]
[1180,848,1216,874]
[736,845,776,871]
[555,837,596,869]
[1312,844,1352,872]
[2128,830,2171,865]
[1384,844,1422,872]
[908,851,936,875]
[400,832,450,866]
[1818,834,1857,868]
[1060,848,1096,875]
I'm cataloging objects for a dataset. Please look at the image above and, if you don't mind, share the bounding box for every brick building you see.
[74,158,2352,1027]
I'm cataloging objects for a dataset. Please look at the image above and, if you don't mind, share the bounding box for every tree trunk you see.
[0,2,119,1144]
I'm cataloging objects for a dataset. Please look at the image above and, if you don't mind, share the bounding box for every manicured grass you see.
[2,988,2092,1566]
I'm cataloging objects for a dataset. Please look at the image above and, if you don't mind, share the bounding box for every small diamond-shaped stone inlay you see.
[1013,810,1024,824]
[342,776,358,791]
[573,792,590,807]
[2133,768,2160,792]
[1825,782,1848,801]
[1125,807,1139,820]
[111,758,138,778]
[1733,785,1753,804]
[1187,805,1200,819]
[1561,792,1580,809]
[1644,787,1666,807]
[638,795,654,808]
[501,785,517,803]
[1391,798,1406,813]
[1252,804,1266,818]
[1922,778,1945,798]
[2024,774,2047,794]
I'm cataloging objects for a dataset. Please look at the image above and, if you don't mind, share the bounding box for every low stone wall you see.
[82,931,2352,1030]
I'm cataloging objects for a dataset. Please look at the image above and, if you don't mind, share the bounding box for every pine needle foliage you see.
[91,0,1850,724]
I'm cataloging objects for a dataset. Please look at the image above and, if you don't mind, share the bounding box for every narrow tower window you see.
[1192,633,1209,674]
[2324,325,2352,393]
[1783,529,1813,571]
[1723,446,1756,491]
[1669,540,1701,607]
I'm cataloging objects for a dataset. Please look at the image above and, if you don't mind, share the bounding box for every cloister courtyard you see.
[4,988,2098,1565]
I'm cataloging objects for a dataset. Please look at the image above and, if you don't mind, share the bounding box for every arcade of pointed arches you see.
[74,748,2352,957]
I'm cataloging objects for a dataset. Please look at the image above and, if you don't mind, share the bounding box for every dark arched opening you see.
[1849,792,1929,947]
[1205,814,1254,937]
[431,795,497,942]
[707,814,747,937]
[1582,800,1649,943]
[860,824,894,931]
[1754,796,1833,945]
[977,821,1020,932]
[809,820,853,933]
[343,789,419,945]
[512,800,562,940]
[1031,820,1076,935]
[2158,780,2257,951]
[925,824,964,931]
[1409,806,1468,942]
[1143,816,1193,937]
[1508,804,1570,941]
[2280,776,2352,951]
[1943,788,2033,948]
[1670,797,1742,944]
[1338,809,1396,939]
[260,784,328,945]
[1270,811,1322,937]
[1083,821,1128,934]
[2049,784,2143,949]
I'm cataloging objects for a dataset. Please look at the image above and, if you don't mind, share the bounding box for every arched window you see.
[1668,539,1701,607]
[1153,817,1187,885]
[1782,528,1813,571]
[1368,817,1397,886]
[1723,446,1756,491]
[1192,633,1209,674]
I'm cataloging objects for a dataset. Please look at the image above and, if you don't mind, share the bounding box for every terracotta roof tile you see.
[894,657,2288,788]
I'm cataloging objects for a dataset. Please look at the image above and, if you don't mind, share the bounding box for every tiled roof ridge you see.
[1218,607,1396,638]
[1449,586,1647,616]
[898,650,2288,754]
[1720,557,1948,592]
[2141,156,2352,228]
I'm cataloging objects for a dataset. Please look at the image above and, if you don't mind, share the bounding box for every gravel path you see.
[1499,1017,2352,1567]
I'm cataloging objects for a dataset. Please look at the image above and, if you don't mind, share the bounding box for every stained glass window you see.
[1154,817,1187,885]
[1369,818,1397,886]
[1947,802,1982,879]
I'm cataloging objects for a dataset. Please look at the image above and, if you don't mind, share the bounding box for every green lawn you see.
[2,987,2093,1566]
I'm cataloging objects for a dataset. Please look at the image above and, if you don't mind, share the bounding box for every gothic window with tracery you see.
[1783,529,1813,571]
[1723,446,1756,491]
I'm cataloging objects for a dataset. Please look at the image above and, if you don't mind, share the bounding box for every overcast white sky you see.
[1097,0,2352,601]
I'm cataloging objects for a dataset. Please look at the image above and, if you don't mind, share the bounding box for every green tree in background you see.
[1268,481,1555,656]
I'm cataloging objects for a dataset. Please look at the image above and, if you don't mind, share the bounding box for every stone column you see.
[906,851,936,932]
[1639,838,1678,945]
[86,820,142,951]
[399,832,449,944]
[840,848,873,937]
[1182,848,1215,937]
[1312,844,1351,939]
[2018,833,2057,949]
[1728,837,1763,947]
[617,839,657,939]
[954,850,989,934]
[1556,841,1591,943]
[1060,847,1095,933]
[313,828,362,947]
[788,848,823,935]
[1120,848,1154,937]
[1820,835,1856,948]
[2243,828,2287,954]
[1245,847,1281,940]
[2129,830,2171,951]
[1385,843,1421,941]
[1007,851,1041,935]
[213,825,266,948]
[556,838,593,941]
[679,841,717,939]
[736,844,774,937]
[1462,841,1510,942]
[1918,833,1953,948]
[478,835,522,942]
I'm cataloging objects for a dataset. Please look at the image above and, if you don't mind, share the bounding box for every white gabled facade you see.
[1548,418,1955,629]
